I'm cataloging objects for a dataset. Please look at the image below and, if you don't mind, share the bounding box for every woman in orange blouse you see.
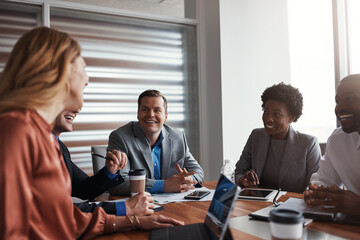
[0,27,182,239]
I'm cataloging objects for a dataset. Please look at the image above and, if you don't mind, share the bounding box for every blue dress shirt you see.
[148,132,165,193]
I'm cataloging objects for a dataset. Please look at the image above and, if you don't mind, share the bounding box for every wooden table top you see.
[94,182,360,240]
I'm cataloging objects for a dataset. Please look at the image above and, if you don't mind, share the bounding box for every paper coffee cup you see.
[269,208,304,240]
[129,169,146,196]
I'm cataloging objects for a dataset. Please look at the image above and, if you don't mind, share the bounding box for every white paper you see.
[152,187,215,204]
[83,187,214,206]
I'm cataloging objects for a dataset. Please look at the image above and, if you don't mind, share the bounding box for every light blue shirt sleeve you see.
[148,180,164,193]
[115,202,126,216]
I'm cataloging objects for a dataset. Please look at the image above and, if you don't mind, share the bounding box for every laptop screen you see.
[205,174,240,240]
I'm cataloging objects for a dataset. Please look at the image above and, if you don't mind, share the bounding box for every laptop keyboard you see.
[150,223,209,240]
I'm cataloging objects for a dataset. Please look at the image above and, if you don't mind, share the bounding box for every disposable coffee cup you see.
[129,169,146,197]
[269,208,304,240]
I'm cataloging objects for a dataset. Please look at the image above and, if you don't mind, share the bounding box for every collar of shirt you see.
[152,131,164,149]
[52,132,59,141]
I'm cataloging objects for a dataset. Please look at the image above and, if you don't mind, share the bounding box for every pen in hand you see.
[91,152,111,160]
[92,150,128,171]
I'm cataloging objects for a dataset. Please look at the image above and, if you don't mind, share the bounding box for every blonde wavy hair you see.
[0,26,81,113]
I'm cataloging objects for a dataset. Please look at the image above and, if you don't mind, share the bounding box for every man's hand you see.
[105,149,128,174]
[125,192,154,216]
[305,184,360,217]
[303,183,318,206]
[164,164,197,193]
[238,170,259,187]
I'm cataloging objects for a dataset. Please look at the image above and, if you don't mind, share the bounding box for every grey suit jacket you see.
[107,121,204,195]
[235,126,321,193]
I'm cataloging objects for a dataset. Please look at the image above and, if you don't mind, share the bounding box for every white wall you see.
[197,0,224,181]
[219,0,291,166]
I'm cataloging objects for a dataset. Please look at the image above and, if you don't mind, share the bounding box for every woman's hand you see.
[105,149,128,174]
[238,170,259,187]
[137,215,184,230]
[114,215,184,232]
[125,192,155,216]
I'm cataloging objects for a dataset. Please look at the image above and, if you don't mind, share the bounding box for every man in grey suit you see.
[107,89,204,195]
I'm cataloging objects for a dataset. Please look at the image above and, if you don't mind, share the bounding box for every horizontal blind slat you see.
[51,7,189,174]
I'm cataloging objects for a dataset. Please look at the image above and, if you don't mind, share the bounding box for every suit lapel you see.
[256,131,270,180]
[161,127,172,179]
[132,122,154,178]
[278,126,297,185]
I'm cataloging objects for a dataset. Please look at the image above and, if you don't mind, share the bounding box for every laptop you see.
[150,174,241,240]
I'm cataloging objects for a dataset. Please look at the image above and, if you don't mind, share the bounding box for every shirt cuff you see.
[192,175,202,188]
[148,180,164,194]
[103,167,119,180]
[115,201,126,216]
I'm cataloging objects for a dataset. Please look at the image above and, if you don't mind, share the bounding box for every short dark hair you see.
[261,82,303,122]
[138,89,167,113]
[339,74,360,85]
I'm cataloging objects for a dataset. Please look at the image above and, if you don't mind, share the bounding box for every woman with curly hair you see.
[234,83,321,193]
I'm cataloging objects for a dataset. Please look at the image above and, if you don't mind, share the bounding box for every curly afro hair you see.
[261,82,303,122]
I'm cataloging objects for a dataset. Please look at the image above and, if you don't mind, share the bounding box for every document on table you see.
[152,187,215,204]
[72,187,214,207]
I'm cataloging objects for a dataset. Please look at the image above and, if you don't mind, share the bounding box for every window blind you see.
[50,7,199,174]
[0,2,41,72]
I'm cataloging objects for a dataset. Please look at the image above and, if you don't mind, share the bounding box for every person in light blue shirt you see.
[107,90,204,196]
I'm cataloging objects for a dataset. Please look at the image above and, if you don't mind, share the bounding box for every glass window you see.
[57,0,196,19]
[50,7,199,173]
[348,0,360,74]
[287,0,336,143]
[0,2,42,72]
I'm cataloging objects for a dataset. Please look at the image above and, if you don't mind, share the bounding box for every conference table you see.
[94,182,360,240]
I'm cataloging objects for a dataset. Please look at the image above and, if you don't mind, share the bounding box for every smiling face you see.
[262,99,295,140]
[137,96,168,140]
[53,110,79,136]
[64,56,89,112]
[335,76,360,133]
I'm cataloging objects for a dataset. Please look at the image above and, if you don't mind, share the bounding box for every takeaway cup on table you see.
[129,169,146,196]
[269,208,304,240]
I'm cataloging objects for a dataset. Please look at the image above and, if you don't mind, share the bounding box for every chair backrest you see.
[91,145,107,174]
[319,143,326,156]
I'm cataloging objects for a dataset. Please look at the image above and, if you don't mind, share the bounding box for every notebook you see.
[249,197,333,223]
[150,174,241,240]
[248,204,313,226]
[275,197,336,221]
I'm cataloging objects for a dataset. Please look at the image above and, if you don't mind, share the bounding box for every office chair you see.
[91,145,107,174]
[319,143,326,156]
